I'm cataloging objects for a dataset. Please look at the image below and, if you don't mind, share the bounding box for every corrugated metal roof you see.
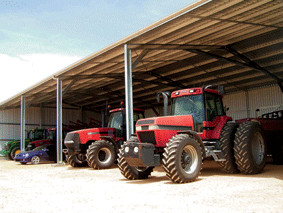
[1,0,282,111]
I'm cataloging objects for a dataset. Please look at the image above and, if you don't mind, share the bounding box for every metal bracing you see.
[62,79,77,96]
[132,49,150,70]
[56,78,63,164]
[186,48,283,92]
[124,44,134,140]
[224,45,283,92]
[20,95,25,152]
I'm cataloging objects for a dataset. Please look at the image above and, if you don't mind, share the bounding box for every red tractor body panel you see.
[136,115,232,147]
[71,127,119,144]
[201,116,232,139]
[29,139,52,147]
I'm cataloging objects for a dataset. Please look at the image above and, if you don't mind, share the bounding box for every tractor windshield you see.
[108,111,123,130]
[171,94,205,132]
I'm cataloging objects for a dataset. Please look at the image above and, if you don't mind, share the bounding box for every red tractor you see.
[118,86,283,183]
[64,108,145,168]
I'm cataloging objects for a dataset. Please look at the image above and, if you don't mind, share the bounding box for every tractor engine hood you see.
[136,115,194,131]
[135,115,194,147]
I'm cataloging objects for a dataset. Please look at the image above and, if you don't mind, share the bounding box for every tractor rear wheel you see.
[162,134,202,183]
[217,122,239,173]
[10,147,21,160]
[234,122,266,174]
[118,137,154,180]
[86,140,116,169]
[68,154,88,167]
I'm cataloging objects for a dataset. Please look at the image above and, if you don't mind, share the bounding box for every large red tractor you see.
[118,86,283,183]
[64,108,145,168]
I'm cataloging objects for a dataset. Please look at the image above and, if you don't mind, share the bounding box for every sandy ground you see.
[0,157,282,213]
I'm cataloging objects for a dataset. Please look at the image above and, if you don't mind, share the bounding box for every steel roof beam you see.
[187,48,283,92]
[187,15,283,29]
[128,43,222,50]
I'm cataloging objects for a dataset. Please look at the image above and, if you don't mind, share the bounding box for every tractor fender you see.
[99,136,120,153]
[177,130,206,159]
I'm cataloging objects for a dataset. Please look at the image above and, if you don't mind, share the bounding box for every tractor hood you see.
[136,115,194,131]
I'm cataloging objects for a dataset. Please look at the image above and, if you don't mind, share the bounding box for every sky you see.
[0,0,195,103]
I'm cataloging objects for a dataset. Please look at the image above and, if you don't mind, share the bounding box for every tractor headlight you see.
[124,147,129,153]
[134,147,139,153]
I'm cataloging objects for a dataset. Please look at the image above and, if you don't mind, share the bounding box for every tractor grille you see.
[137,131,156,145]
[137,120,154,125]
[64,133,81,145]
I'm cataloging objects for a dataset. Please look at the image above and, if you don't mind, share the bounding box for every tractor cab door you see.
[204,93,225,122]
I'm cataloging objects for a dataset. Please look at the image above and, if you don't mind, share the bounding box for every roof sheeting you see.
[1,0,282,111]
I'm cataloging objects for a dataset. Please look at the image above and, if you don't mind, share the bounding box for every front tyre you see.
[86,140,116,169]
[234,122,266,174]
[117,137,153,180]
[10,147,21,160]
[162,134,202,183]
[68,154,88,167]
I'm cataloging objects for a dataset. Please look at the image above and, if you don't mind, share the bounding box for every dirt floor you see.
[0,157,282,213]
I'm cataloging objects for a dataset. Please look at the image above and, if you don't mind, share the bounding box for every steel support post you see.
[56,78,63,164]
[20,95,26,152]
[124,44,134,140]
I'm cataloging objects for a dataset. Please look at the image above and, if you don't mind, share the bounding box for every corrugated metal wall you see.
[223,85,283,120]
[1,85,282,154]
[0,107,100,154]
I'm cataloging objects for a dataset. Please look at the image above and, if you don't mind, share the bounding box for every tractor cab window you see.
[108,111,123,130]
[171,95,205,132]
[205,93,225,121]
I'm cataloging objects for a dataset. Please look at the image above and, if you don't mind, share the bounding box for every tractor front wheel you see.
[234,122,266,174]
[86,140,116,169]
[10,147,21,160]
[68,154,88,167]
[117,137,154,180]
[162,134,202,183]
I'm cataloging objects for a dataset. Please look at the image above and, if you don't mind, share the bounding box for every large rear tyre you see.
[68,154,88,167]
[162,134,202,183]
[234,122,266,174]
[117,137,153,180]
[217,122,239,173]
[10,147,21,160]
[86,140,116,169]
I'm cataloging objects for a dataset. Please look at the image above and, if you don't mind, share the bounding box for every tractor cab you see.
[171,87,226,132]
[108,108,145,138]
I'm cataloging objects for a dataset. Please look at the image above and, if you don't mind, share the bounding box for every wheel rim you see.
[32,156,40,164]
[15,149,21,156]
[180,145,198,175]
[98,148,111,164]
[252,132,265,165]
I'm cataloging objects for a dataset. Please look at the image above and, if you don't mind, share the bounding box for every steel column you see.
[56,78,63,164]
[20,96,25,152]
[124,44,134,140]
